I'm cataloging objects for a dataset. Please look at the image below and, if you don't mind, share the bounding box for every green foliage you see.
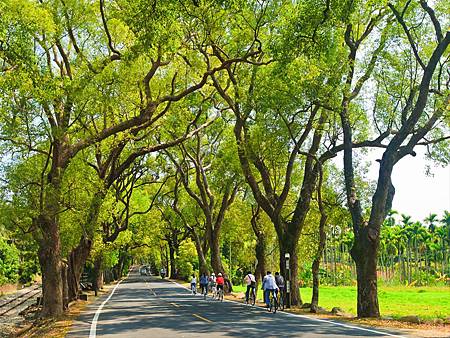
[0,237,19,285]
[177,240,197,280]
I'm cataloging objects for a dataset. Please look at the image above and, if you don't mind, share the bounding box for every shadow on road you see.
[69,274,405,338]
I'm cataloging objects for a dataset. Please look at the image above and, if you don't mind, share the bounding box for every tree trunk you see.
[351,228,380,318]
[61,262,69,310]
[192,231,208,275]
[93,255,103,296]
[279,234,302,306]
[210,230,224,274]
[311,210,327,313]
[255,232,266,285]
[67,236,92,302]
[168,242,177,279]
[38,226,64,317]
[251,206,266,286]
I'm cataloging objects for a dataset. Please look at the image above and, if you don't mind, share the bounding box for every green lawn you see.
[232,285,450,319]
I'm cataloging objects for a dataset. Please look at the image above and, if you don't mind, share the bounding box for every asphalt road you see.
[68,269,409,338]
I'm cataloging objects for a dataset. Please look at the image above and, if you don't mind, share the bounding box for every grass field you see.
[232,285,450,319]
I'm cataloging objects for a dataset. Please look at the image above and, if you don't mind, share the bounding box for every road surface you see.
[68,270,408,338]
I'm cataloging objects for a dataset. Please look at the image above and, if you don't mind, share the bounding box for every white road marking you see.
[168,279,407,338]
[89,271,130,338]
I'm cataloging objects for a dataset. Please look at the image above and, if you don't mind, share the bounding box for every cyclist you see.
[208,273,217,297]
[160,267,166,279]
[275,272,285,308]
[262,271,278,308]
[244,271,256,304]
[190,274,197,295]
[216,272,225,300]
[199,273,208,296]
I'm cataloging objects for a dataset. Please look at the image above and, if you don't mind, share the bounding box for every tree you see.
[339,0,449,317]
[166,121,240,275]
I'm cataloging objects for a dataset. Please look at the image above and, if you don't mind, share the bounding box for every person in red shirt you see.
[216,272,225,296]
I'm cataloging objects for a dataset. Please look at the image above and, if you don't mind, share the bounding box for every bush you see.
[0,238,20,285]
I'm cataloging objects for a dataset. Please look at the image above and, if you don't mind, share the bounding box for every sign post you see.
[285,253,291,308]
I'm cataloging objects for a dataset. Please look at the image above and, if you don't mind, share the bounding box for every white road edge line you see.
[169,280,407,338]
[89,271,130,338]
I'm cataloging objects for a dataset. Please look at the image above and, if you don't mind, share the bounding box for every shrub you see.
[0,237,20,285]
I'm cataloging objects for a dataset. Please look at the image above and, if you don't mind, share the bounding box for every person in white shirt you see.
[262,271,278,307]
[190,274,197,294]
[244,271,256,304]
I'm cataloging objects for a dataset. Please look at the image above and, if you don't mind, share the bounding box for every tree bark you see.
[190,228,209,275]
[37,223,64,317]
[279,232,302,306]
[168,240,177,279]
[311,188,327,313]
[61,262,69,310]
[210,230,224,274]
[93,255,104,294]
[251,206,266,287]
[67,236,92,302]
[351,227,380,317]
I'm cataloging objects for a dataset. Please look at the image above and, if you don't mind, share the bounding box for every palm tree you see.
[424,213,438,233]
[400,215,414,283]
[438,211,450,275]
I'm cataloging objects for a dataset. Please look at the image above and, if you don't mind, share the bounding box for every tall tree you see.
[339,0,449,317]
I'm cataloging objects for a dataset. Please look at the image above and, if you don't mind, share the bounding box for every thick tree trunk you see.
[351,228,380,318]
[251,206,266,286]
[279,235,302,306]
[210,230,224,274]
[255,232,266,285]
[67,236,92,302]
[38,223,64,317]
[191,230,209,274]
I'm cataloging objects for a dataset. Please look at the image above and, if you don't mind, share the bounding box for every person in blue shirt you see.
[262,271,279,307]
[199,273,209,296]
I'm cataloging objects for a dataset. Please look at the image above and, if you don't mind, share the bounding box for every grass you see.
[232,285,450,320]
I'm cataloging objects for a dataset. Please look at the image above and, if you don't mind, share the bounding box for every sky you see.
[366,148,450,223]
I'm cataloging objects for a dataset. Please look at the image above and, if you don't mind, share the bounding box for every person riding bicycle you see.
[216,272,225,296]
[244,271,256,304]
[160,267,166,279]
[208,272,217,295]
[199,273,208,295]
[190,274,197,294]
[262,271,278,308]
[275,272,285,301]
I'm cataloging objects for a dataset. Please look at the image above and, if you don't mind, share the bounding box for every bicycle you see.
[209,284,217,299]
[217,286,224,301]
[268,289,278,313]
[245,287,256,306]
